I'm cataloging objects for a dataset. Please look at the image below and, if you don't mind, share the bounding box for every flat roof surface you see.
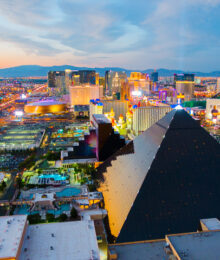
[108,240,168,260]
[27,100,65,106]
[34,193,55,202]
[93,114,111,124]
[20,220,100,260]
[80,209,107,220]
[0,215,27,259]
[167,230,220,260]
[200,218,220,231]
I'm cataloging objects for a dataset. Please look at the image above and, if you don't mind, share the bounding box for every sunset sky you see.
[0,0,220,71]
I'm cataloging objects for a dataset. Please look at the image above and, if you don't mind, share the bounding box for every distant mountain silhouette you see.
[0,65,220,77]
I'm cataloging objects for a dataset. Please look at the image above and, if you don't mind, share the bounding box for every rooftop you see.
[20,220,100,260]
[34,192,55,202]
[0,215,27,259]
[166,230,220,260]
[200,218,220,231]
[108,240,168,260]
[93,114,111,124]
[26,100,65,106]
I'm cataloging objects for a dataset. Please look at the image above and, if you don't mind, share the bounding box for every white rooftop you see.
[20,220,100,260]
[77,199,89,205]
[80,209,107,221]
[34,192,55,202]
[166,230,220,260]
[0,215,27,259]
[89,192,103,200]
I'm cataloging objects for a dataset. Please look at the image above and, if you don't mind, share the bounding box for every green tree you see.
[28,214,41,224]
[59,213,68,222]
[46,213,55,222]
[0,181,6,191]
[16,176,23,189]
[88,183,97,192]
[70,207,78,219]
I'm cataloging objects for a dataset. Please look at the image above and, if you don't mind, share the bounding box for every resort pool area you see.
[56,187,81,197]
[74,129,84,133]
[47,204,70,215]
[39,174,66,181]
[14,204,71,216]
[19,193,34,200]
[14,205,38,215]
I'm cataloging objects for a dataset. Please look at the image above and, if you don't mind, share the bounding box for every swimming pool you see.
[74,129,84,133]
[56,187,81,197]
[47,204,70,215]
[19,193,34,200]
[14,204,71,216]
[39,174,66,181]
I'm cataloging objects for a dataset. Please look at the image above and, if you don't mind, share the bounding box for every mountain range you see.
[0,65,220,77]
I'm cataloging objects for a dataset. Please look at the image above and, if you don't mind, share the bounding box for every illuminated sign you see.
[177,94,185,99]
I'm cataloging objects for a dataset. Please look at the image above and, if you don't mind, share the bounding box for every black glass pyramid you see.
[97,109,220,243]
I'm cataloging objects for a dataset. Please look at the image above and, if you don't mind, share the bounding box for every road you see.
[0,84,47,111]
[0,171,17,201]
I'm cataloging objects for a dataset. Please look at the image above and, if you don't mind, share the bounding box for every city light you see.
[175,104,183,110]
[14,110,24,117]
[132,91,142,97]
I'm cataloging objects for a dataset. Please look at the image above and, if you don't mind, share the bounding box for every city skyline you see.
[0,0,220,71]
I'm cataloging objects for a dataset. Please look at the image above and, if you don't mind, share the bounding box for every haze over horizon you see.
[0,0,220,71]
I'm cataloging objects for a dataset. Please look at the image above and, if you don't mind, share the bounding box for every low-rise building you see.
[0,215,100,260]
[108,218,220,260]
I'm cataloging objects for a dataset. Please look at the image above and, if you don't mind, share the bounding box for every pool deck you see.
[20,185,86,200]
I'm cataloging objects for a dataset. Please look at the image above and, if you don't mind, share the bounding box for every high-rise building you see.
[105,71,127,96]
[48,70,97,96]
[217,78,220,94]
[175,73,195,101]
[48,71,66,96]
[71,70,96,85]
[150,71,159,82]
[174,73,195,82]
[128,72,150,95]
[206,98,220,121]
[97,109,220,243]
[132,105,172,135]
[64,69,73,94]
[69,84,103,106]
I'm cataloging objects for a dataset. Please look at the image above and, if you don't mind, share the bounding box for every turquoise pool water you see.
[47,204,70,215]
[39,174,66,181]
[74,133,83,137]
[14,205,38,215]
[56,187,81,197]
[14,205,30,215]
[14,204,71,216]
[74,129,84,133]
[19,193,34,200]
